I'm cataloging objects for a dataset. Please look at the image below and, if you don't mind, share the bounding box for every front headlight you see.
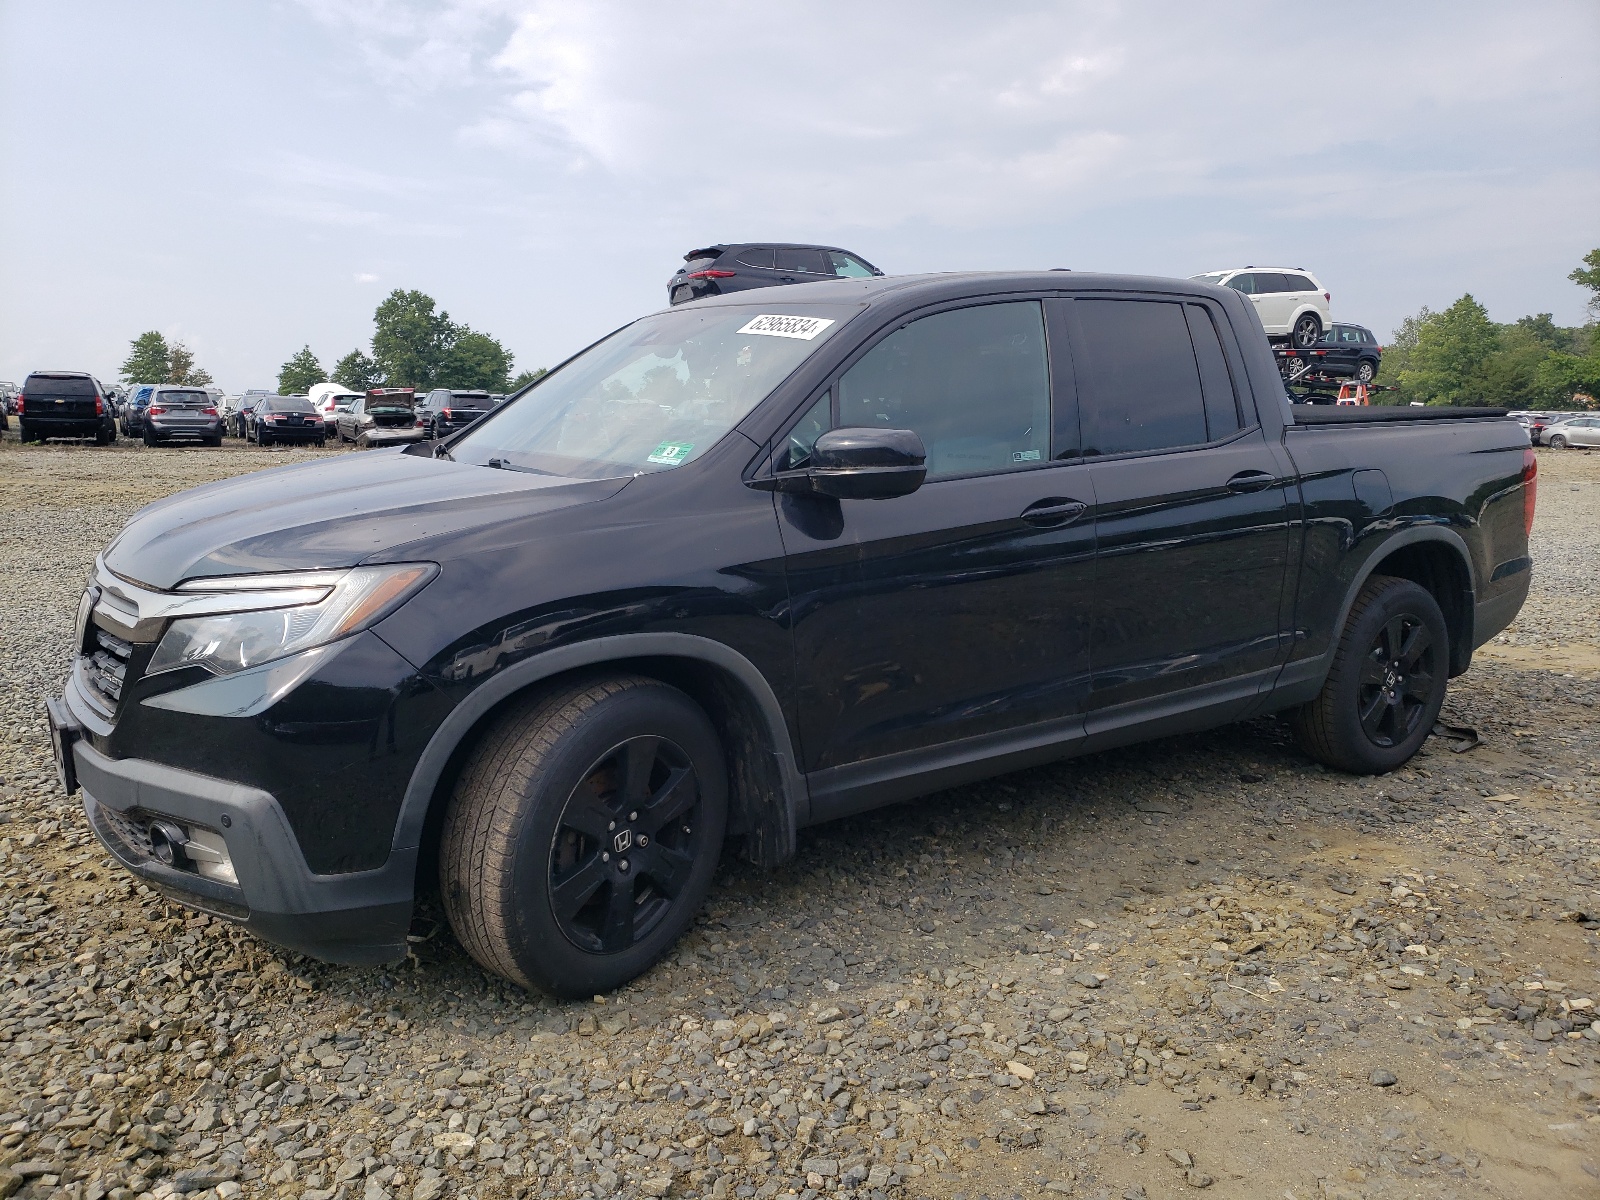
[147,563,436,678]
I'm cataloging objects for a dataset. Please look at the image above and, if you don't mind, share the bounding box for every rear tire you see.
[1356,360,1376,384]
[142,429,157,447]
[440,675,728,997]
[1292,575,1449,774]
[1292,313,1322,348]
[1549,434,1568,448]
[259,430,272,446]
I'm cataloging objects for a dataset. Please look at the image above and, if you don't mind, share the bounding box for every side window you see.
[1074,300,1207,456]
[775,247,828,274]
[1283,274,1316,292]
[778,392,831,470]
[838,301,1050,479]
[1184,305,1242,439]
[737,247,776,269]
[1256,273,1289,294]
[1225,273,1255,295]
[827,251,875,278]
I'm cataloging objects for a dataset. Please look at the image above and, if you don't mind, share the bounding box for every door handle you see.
[1226,470,1276,493]
[1021,497,1088,527]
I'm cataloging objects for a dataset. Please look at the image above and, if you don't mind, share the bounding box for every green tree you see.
[166,342,213,387]
[440,328,514,391]
[1479,324,1552,408]
[509,367,548,392]
[1569,248,1600,318]
[1399,294,1498,406]
[278,345,327,395]
[371,289,455,389]
[331,350,381,393]
[120,331,170,384]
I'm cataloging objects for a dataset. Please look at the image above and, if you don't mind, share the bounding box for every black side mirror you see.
[756,426,927,500]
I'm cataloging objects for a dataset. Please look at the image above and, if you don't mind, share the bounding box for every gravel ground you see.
[1,436,1598,1200]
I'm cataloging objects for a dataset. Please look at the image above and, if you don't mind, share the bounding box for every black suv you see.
[418,389,492,438]
[668,243,881,306]
[1311,323,1382,383]
[18,372,118,444]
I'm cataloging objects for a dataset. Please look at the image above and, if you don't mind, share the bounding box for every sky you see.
[2,0,1597,391]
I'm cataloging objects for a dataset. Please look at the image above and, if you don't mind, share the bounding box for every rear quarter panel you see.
[1281,416,1530,669]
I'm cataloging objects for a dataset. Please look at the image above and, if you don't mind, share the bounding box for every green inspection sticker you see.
[646,441,695,466]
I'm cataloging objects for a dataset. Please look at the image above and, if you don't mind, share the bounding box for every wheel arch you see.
[1339,529,1477,678]
[395,633,807,895]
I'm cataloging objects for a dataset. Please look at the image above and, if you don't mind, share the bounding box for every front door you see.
[1063,296,1293,739]
[777,298,1098,807]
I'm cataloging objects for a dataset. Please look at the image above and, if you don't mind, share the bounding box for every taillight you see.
[148,406,167,416]
[203,407,218,416]
[16,395,25,414]
[442,408,453,419]
[687,269,736,280]
[1324,292,1331,301]
[1523,447,1537,535]
[95,396,105,415]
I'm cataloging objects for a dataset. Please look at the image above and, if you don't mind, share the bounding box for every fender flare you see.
[390,632,807,855]
[1326,525,1477,676]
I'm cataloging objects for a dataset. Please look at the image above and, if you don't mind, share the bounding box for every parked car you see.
[335,392,425,448]
[120,384,158,436]
[17,371,118,444]
[1288,323,1383,384]
[1189,267,1330,346]
[226,390,274,438]
[668,242,882,306]
[0,382,17,414]
[416,389,490,439]
[141,387,224,447]
[308,382,363,423]
[50,271,1532,998]
[1543,414,1600,448]
[245,395,326,446]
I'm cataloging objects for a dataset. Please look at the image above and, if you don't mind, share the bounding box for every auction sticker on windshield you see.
[736,314,836,340]
[646,441,695,466]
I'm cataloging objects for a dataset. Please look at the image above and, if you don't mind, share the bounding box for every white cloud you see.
[355,272,380,283]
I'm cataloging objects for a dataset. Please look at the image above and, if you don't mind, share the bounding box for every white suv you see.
[1190,267,1330,346]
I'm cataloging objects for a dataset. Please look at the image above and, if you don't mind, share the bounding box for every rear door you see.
[773,247,832,286]
[1252,273,1294,332]
[779,297,1098,803]
[1064,295,1293,739]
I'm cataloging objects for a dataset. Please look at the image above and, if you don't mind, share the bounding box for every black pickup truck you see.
[49,272,1534,997]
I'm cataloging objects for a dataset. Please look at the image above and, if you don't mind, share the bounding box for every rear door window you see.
[736,247,776,269]
[156,390,209,407]
[1256,273,1290,294]
[1184,305,1242,440]
[1072,299,1208,456]
[24,375,94,396]
[774,247,829,275]
[838,300,1050,479]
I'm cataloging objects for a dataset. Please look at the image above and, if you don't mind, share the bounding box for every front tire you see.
[1292,313,1322,348]
[1292,575,1449,774]
[440,675,728,997]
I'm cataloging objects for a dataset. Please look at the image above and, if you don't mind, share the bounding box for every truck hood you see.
[103,451,630,590]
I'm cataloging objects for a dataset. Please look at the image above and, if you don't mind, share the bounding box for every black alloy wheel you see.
[1293,575,1449,773]
[547,735,706,956]
[1292,313,1322,348]
[440,675,727,997]
[1355,613,1436,748]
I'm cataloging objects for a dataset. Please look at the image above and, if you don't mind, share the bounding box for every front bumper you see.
[54,697,415,966]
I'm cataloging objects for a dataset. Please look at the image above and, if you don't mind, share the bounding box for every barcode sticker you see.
[736,314,836,340]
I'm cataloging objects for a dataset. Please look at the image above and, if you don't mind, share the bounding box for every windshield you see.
[264,397,315,413]
[450,304,851,477]
[155,390,210,406]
